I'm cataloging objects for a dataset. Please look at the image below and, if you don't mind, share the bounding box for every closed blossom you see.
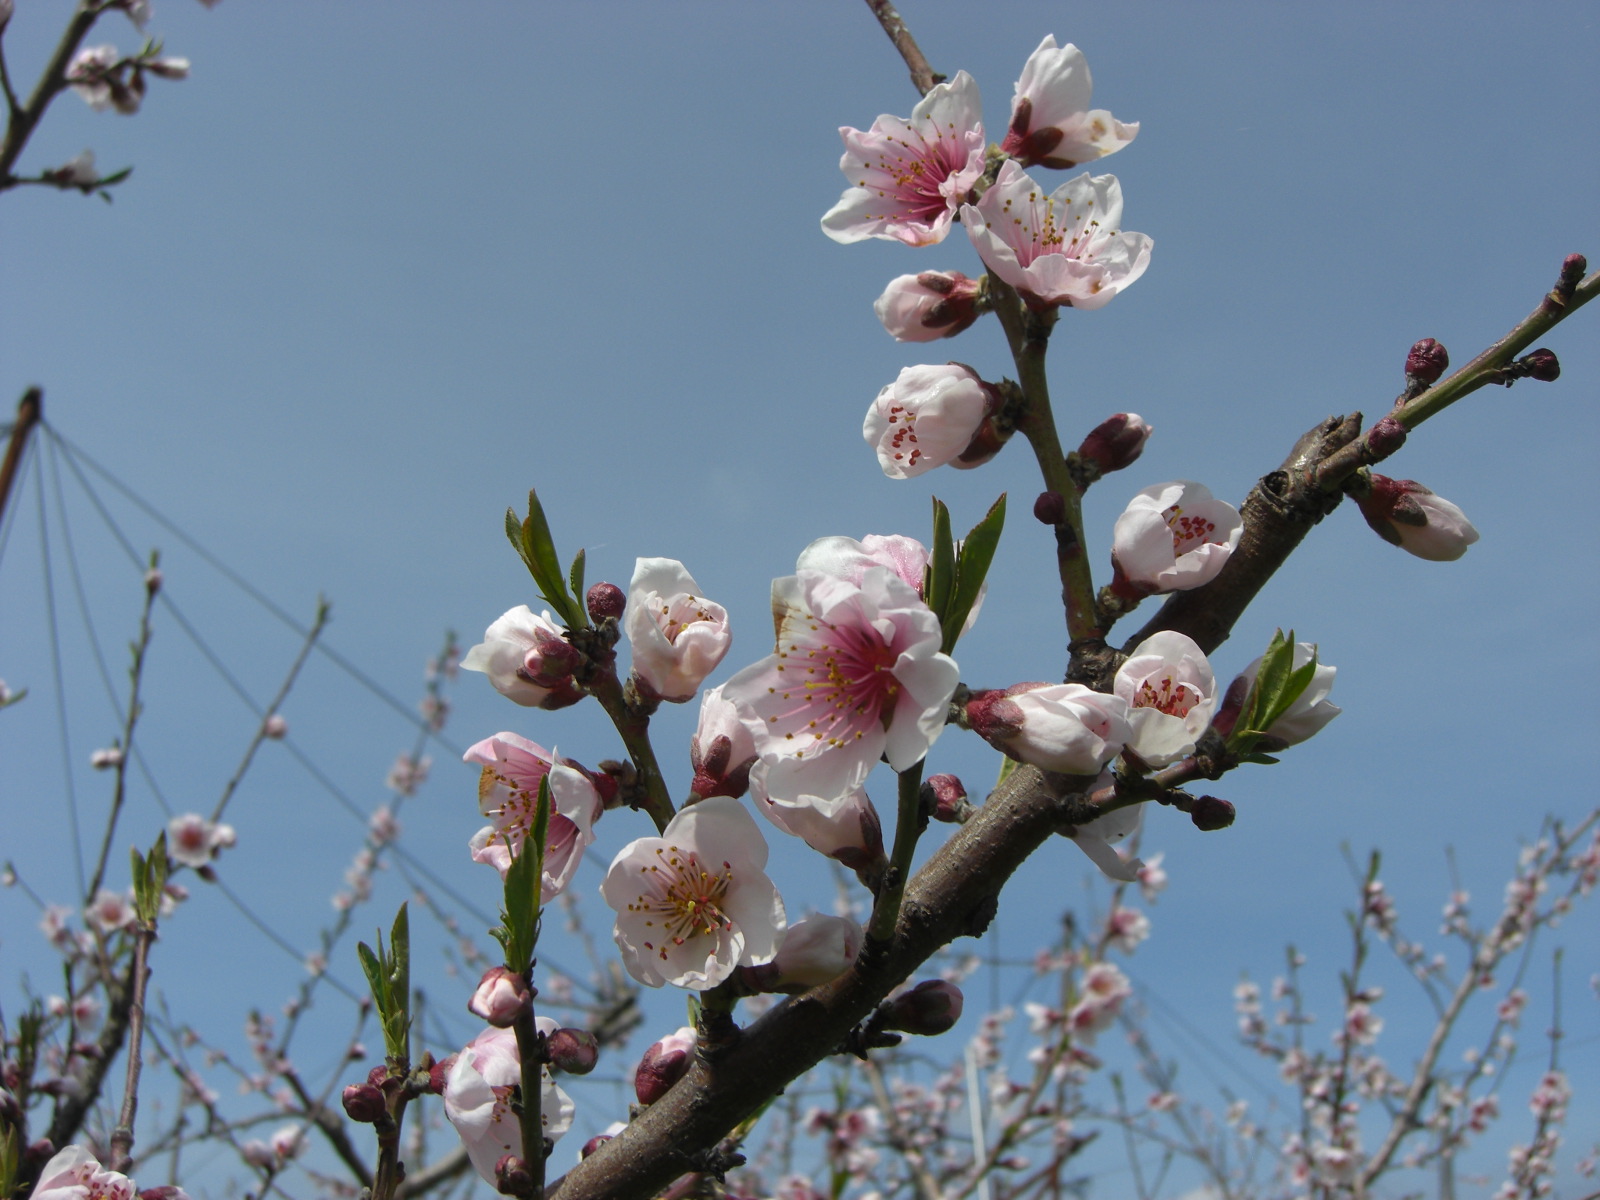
[1113,630,1217,765]
[460,606,582,709]
[966,682,1130,776]
[874,271,984,342]
[624,558,731,702]
[863,363,998,479]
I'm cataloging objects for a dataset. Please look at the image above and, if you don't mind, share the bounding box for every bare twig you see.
[861,0,943,97]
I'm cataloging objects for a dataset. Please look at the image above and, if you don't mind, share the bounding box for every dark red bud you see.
[140,1188,188,1200]
[1404,338,1449,386]
[537,677,586,712]
[1558,253,1587,293]
[1033,490,1066,525]
[1190,796,1235,831]
[915,270,957,295]
[922,774,970,823]
[880,979,964,1036]
[581,1134,614,1159]
[342,1082,387,1123]
[634,1037,694,1105]
[1519,348,1560,382]
[1076,413,1153,477]
[1366,416,1407,457]
[546,1028,599,1075]
[586,582,625,623]
[495,1154,533,1196]
[965,689,1027,743]
[366,1065,388,1086]
[426,1054,455,1095]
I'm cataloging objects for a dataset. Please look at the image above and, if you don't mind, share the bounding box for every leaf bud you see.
[586,581,625,623]
[1190,796,1235,831]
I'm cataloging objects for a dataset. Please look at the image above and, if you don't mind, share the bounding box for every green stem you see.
[866,763,926,944]
[588,670,675,832]
[988,276,1101,643]
[513,1009,548,1196]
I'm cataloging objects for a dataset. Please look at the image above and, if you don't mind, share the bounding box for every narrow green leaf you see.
[505,507,536,574]
[518,489,566,592]
[389,903,410,1007]
[943,494,1006,653]
[927,498,956,625]
[356,941,387,1010]
[569,548,587,610]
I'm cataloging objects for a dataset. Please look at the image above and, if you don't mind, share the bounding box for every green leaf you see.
[130,832,170,925]
[357,905,413,1061]
[498,777,552,971]
[943,494,1006,654]
[356,940,387,1011]
[995,753,1019,789]
[926,498,956,624]
[569,548,587,610]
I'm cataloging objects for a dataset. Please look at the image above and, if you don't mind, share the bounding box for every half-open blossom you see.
[465,733,604,901]
[1111,480,1242,595]
[600,796,784,990]
[443,1022,574,1186]
[31,1145,142,1200]
[724,567,960,807]
[689,683,758,799]
[1076,411,1152,479]
[822,71,985,247]
[1001,36,1139,169]
[67,45,124,111]
[623,558,731,702]
[1113,631,1217,766]
[166,813,237,868]
[1214,642,1340,748]
[746,914,864,993]
[461,606,582,709]
[749,763,884,874]
[962,162,1152,310]
[966,683,1130,775]
[864,363,1002,479]
[874,271,984,341]
[1355,475,1480,561]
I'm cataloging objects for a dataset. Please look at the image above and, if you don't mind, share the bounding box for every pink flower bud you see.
[545,1028,599,1075]
[881,979,964,1036]
[467,967,532,1028]
[1518,348,1560,382]
[262,713,288,739]
[586,581,625,623]
[1033,490,1066,525]
[1215,641,1340,748]
[1189,796,1235,831]
[864,363,1006,479]
[580,1134,613,1158]
[922,773,970,823]
[494,1154,533,1196]
[873,271,983,341]
[144,566,163,594]
[966,683,1131,775]
[1355,475,1479,561]
[1076,412,1153,479]
[634,1027,695,1105]
[1365,416,1407,457]
[751,915,864,992]
[1404,338,1449,386]
[461,607,582,709]
[341,1082,387,1123]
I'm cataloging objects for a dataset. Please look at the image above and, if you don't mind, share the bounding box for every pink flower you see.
[166,813,237,869]
[689,683,758,799]
[66,45,122,111]
[461,606,582,709]
[1355,475,1480,561]
[623,558,731,703]
[795,533,928,594]
[966,683,1131,776]
[467,966,532,1027]
[384,751,431,796]
[747,914,864,992]
[723,567,959,807]
[1000,36,1139,169]
[86,889,138,934]
[822,71,985,246]
[961,162,1151,310]
[1067,961,1131,1042]
[1105,906,1150,953]
[444,1022,574,1186]
[262,713,288,739]
[30,1146,143,1200]
[863,363,1003,479]
[874,271,984,341]
[465,733,604,901]
[600,796,785,990]
[1214,642,1340,747]
[1113,631,1217,766]
[1111,480,1242,595]
[1068,796,1145,882]
[749,763,884,873]
[90,746,124,770]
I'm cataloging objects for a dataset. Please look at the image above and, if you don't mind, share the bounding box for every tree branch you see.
[861,0,943,97]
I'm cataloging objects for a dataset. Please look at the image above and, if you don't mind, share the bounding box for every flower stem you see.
[588,669,675,833]
[106,919,154,1174]
[513,1006,548,1196]
[867,762,927,944]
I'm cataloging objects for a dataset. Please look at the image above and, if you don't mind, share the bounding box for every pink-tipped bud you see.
[495,1154,533,1196]
[426,1054,454,1095]
[545,1028,599,1075]
[1405,338,1449,386]
[880,980,964,1036]
[1558,253,1587,293]
[1033,490,1066,525]
[873,271,984,342]
[1076,412,1153,478]
[634,1026,695,1105]
[1190,796,1235,831]
[140,1188,188,1200]
[922,774,970,823]
[1518,348,1560,382]
[581,1134,614,1159]
[262,713,288,739]
[467,966,532,1028]
[1355,474,1479,561]
[144,567,163,595]
[586,582,625,623]
[1365,416,1407,458]
[341,1082,387,1123]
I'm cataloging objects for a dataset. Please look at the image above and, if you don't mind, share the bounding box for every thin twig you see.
[861,0,943,96]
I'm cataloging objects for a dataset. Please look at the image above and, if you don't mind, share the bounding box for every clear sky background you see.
[2,1,1597,1194]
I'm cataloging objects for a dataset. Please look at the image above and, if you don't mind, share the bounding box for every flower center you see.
[768,617,900,759]
[1163,503,1218,554]
[656,593,715,645]
[1135,671,1197,718]
[629,845,735,961]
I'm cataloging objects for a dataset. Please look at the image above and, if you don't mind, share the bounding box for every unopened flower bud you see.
[545,1028,599,1075]
[1518,348,1560,382]
[634,1026,695,1105]
[1354,474,1479,561]
[426,1054,454,1095]
[341,1082,387,1123]
[873,271,984,342]
[495,1154,533,1196]
[144,567,163,594]
[1033,490,1066,525]
[1190,796,1235,831]
[581,1134,614,1158]
[1404,338,1449,387]
[880,979,964,1036]
[140,1188,188,1200]
[921,773,970,823]
[262,713,288,739]
[1365,416,1407,458]
[586,581,625,623]
[1558,253,1587,294]
[467,967,532,1028]
[1076,412,1153,479]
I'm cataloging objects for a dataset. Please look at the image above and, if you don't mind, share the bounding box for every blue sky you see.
[2,0,1597,1192]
